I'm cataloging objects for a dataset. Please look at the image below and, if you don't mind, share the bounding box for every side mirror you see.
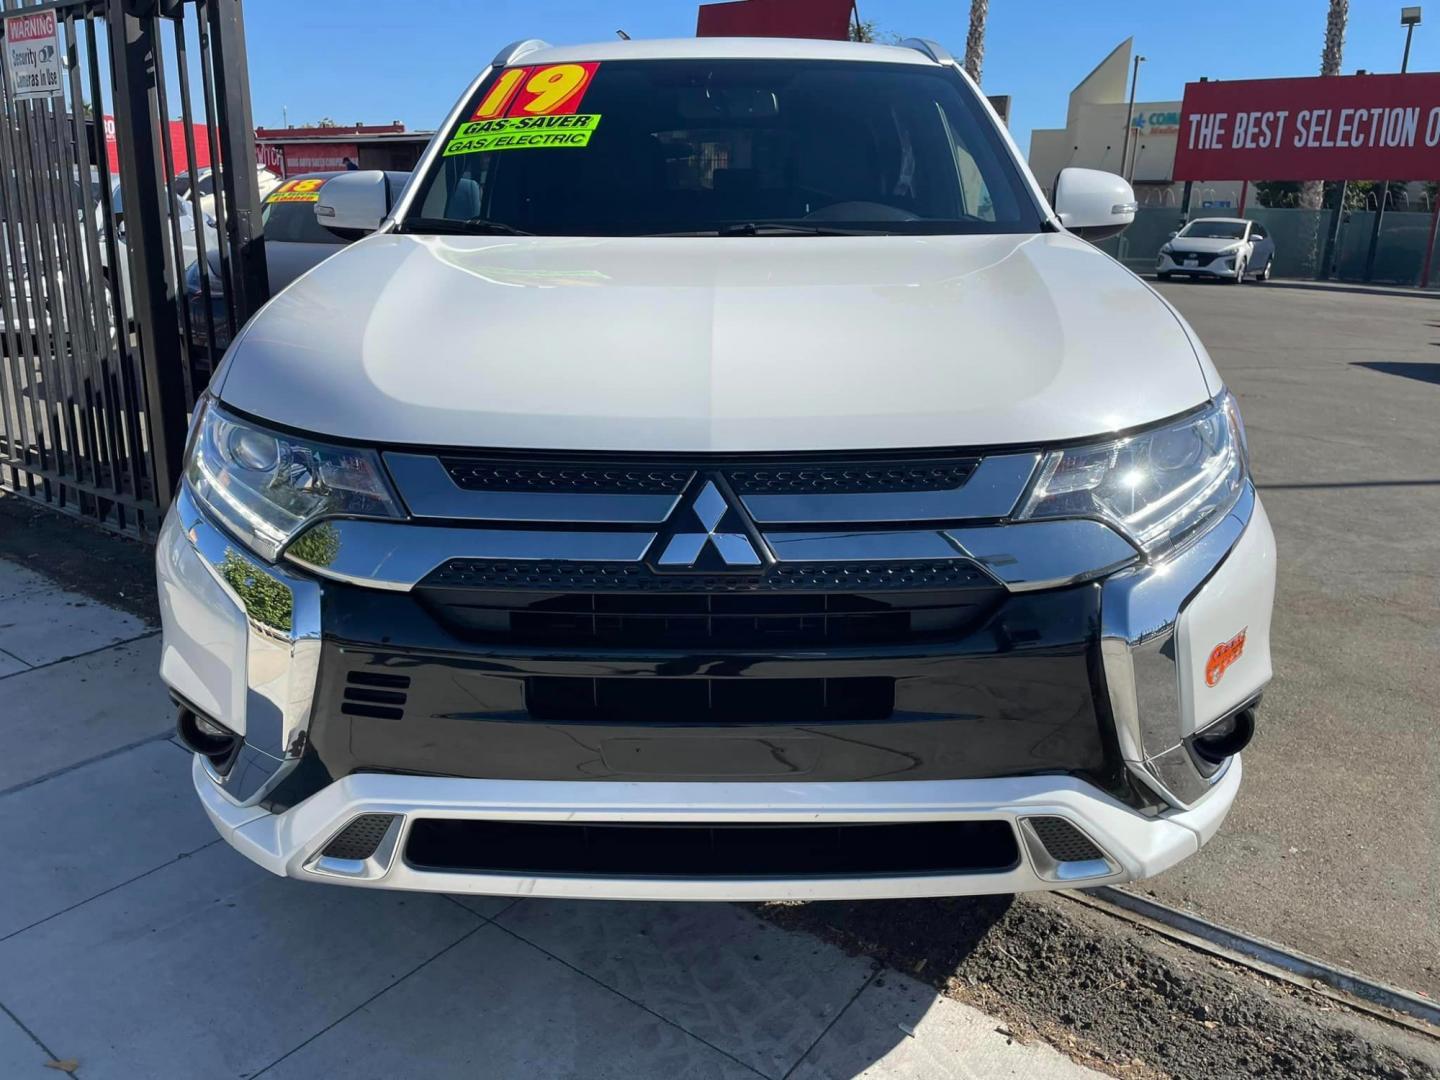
[315,170,391,234]
[1053,167,1137,241]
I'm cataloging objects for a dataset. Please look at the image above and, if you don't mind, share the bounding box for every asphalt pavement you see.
[1134,279,1440,999]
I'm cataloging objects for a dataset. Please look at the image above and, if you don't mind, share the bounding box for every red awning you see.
[697,0,855,41]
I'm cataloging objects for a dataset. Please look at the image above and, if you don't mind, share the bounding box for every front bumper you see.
[1157,252,1240,278]
[193,754,1241,901]
[158,472,1275,899]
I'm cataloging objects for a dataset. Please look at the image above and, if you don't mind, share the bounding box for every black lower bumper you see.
[263,576,1134,812]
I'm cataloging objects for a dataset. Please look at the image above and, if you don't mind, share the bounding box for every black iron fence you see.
[0,0,266,537]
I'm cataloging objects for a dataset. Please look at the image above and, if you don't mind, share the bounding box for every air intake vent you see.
[405,819,1020,879]
[421,559,998,594]
[342,671,411,720]
[1027,817,1105,863]
[442,460,693,494]
[727,462,976,495]
[322,814,398,861]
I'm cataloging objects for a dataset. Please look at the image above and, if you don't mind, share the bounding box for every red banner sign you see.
[697,0,854,40]
[279,143,359,175]
[1173,73,1440,182]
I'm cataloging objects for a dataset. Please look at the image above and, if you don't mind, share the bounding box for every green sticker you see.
[444,114,602,156]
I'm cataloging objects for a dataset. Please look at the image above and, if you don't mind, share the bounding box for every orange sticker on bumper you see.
[1205,629,1247,687]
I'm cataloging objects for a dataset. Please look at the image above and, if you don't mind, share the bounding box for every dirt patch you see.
[756,894,1439,1080]
[0,493,159,625]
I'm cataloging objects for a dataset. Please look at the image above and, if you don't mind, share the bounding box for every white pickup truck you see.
[158,36,1275,901]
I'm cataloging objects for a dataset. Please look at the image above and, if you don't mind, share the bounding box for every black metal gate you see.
[0,0,266,537]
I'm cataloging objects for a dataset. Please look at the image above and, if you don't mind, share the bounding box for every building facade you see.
[1029,39,1245,210]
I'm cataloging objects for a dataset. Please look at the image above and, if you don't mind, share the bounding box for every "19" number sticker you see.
[472,62,600,120]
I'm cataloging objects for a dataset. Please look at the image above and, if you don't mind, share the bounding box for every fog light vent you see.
[1026,817,1105,863]
[322,814,399,861]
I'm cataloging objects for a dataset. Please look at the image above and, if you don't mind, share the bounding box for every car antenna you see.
[616,29,631,40]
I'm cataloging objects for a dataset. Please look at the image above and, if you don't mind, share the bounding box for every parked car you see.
[0,168,200,352]
[171,164,284,227]
[158,37,1276,902]
[184,170,409,353]
[1157,218,1275,283]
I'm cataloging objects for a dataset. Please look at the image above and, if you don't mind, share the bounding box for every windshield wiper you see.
[716,222,890,237]
[397,217,534,236]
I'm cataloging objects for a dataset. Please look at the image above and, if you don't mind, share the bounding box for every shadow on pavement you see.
[1253,280,1436,301]
[1353,360,1440,386]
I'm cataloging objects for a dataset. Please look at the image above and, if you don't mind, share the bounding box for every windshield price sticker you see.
[268,178,325,204]
[473,62,600,120]
[444,114,602,156]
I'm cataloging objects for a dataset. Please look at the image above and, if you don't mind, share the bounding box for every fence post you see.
[1321,182,1347,281]
[107,0,189,504]
[1421,191,1440,289]
[206,0,267,322]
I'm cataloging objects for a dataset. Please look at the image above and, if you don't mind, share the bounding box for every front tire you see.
[1227,260,1245,284]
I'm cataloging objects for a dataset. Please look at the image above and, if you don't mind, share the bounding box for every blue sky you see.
[243,0,1434,155]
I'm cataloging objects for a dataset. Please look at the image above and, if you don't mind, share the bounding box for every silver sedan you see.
[1157,218,1275,283]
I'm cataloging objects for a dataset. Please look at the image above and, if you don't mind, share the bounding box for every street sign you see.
[1174,72,1440,181]
[4,10,64,99]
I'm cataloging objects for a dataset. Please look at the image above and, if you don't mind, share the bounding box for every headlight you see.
[1220,244,1243,255]
[185,399,402,561]
[1018,393,1247,555]
[1159,243,1173,255]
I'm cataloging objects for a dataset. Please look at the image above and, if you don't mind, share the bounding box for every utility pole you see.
[1364,6,1420,282]
[1120,53,1146,182]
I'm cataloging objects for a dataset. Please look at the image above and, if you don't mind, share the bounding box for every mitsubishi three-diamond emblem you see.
[650,477,767,572]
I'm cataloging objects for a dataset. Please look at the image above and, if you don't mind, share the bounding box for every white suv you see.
[157,36,1275,901]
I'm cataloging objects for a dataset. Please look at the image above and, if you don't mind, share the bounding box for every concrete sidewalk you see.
[0,556,1100,1080]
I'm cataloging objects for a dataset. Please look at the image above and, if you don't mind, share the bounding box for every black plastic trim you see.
[405,818,1021,879]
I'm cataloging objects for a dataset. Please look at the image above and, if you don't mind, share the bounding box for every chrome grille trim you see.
[385,453,687,524]
[382,451,1040,527]
[766,530,963,563]
[739,454,1041,524]
[283,451,1139,593]
[285,521,657,591]
[947,520,1140,591]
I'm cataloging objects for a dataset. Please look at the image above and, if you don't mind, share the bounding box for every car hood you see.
[216,230,1215,452]
[1167,236,1246,254]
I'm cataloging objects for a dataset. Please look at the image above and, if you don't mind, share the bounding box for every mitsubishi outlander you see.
[157,36,1276,901]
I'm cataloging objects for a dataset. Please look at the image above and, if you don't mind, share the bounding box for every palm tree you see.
[1300,0,1348,209]
[964,0,987,85]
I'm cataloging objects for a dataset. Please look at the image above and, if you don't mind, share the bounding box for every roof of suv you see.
[508,37,941,67]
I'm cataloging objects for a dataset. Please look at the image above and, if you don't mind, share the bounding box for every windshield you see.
[407,58,1042,236]
[1180,221,1247,240]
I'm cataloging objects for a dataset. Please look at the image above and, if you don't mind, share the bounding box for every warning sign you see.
[4,11,63,100]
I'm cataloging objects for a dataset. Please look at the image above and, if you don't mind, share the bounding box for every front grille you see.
[526,676,894,724]
[726,462,977,494]
[404,819,1020,878]
[1027,817,1105,863]
[442,460,693,494]
[422,559,999,593]
[436,457,977,497]
[418,583,1003,649]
